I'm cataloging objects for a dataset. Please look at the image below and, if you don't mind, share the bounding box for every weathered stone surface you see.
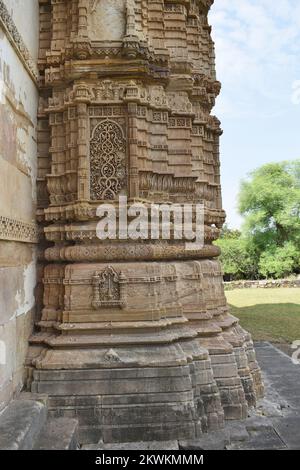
[225,422,249,443]
[228,428,287,451]
[19,0,264,444]
[0,399,47,450]
[0,0,38,412]
[82,440,179,451]
[34,417,79,450]
[179,430,230,451]
[273,416,300,450]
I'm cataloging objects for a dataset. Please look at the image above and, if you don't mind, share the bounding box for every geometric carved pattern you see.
[90,119,126,200]
[92,266,126,309]
[0,215,39,244]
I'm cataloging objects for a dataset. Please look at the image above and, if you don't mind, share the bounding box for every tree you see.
[238,160,300,278]
[215,228,259,280]
[216,160,300,280]
[258,243,300,279]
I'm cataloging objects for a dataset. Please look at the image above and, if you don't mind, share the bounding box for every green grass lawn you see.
[226,288,300,344]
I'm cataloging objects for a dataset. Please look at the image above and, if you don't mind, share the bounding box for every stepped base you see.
[29,340,224,443]
[27,258,264,443]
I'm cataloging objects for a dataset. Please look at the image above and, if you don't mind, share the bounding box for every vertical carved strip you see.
[126,0,136,36]
[128,103,139,198]
[77,102,89,200]
[78,0,88,37]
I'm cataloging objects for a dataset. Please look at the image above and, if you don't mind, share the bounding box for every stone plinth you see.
[27,0,264,443]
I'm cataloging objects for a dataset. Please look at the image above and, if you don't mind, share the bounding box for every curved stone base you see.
[29,340,223,443]
[27,257,263,442]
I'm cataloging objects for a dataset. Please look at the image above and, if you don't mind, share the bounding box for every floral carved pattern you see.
[0,0,38,82]
[90,119,126,200]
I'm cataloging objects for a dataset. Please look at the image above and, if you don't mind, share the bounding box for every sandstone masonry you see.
[0,0,264,444]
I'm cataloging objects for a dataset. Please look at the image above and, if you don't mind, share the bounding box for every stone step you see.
[0,399,47,450]
[34,418,79,450]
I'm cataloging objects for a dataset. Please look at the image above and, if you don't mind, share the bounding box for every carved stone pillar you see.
[28,0,264,444]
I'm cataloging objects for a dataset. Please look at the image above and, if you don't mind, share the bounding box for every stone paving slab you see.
[242,342,300,450]
[273,417,300,450]
[255,342,300,412]
[82,441,179,450]
[228,428,287,450]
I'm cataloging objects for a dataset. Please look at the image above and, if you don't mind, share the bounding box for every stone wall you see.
[0,0,39,411]
[224,279,300,291]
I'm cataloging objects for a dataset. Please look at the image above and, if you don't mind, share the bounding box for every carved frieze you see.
[0,216,39,244]
[0,0,39,82]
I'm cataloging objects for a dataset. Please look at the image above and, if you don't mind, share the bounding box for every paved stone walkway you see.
[250,342,300,450]
[225,342,300,450]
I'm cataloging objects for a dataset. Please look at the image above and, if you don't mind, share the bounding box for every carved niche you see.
[88,0,127,41]
[90,118,127,201]
[92,266,126,309]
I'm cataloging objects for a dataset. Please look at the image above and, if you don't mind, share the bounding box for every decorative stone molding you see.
[0,0,39,83]
[0,215,39,244]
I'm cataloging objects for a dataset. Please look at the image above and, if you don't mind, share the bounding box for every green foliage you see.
[219,224,241,240]
[239,161,300,249]
[216,231,259,280]
[217,160,300,280]
[258,242,300,279]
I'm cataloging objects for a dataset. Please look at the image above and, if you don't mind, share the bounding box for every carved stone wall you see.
[26,0,264,444]
[0,0,39,412]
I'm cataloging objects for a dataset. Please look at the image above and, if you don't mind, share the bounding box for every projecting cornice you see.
[0,0,39,83]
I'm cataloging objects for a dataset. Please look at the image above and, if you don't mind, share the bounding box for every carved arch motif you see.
[90,119,126,200]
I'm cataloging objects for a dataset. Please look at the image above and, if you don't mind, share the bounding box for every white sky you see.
[210,0,300,227]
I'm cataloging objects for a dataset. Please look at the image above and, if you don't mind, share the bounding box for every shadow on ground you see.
[228,303,300,345]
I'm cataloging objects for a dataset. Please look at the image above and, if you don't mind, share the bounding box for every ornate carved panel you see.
[0,0,38,82]
[92,266,126,309]
[0,216,39,244]
[90,118,127,201]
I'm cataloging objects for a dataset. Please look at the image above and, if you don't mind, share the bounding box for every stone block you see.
[34,418,79,450]
[0,400,47,450]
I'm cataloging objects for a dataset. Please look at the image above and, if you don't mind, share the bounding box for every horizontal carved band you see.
[44,243,221,262]
[0,215,39,244]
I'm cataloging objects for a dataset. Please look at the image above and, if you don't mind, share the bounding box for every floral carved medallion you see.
[90,119,127,201]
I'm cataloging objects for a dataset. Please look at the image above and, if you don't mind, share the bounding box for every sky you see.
[209,0,300,228]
